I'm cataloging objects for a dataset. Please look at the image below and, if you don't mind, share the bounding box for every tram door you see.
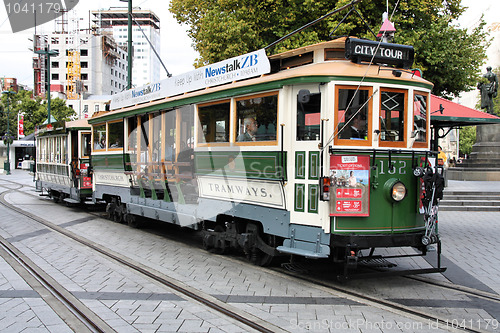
[289,85,325,227]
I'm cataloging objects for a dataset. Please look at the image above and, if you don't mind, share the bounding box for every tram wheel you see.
[113,210,123,223]
[212,225,226,255]
[112,204,126,223]
[106,202,116,220]
[245,224,276,267]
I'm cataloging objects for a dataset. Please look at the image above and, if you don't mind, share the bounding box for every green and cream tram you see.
[35,119,93,203]
[88,37,444,276]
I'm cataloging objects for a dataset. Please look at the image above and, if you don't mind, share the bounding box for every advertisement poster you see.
[330,155,370,216]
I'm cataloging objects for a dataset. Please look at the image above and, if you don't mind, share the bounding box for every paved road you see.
[1,169,499,332]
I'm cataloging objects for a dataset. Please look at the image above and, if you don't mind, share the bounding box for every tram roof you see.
[91,39,433,123]
[66,118,91,130]
[430,94,500,128]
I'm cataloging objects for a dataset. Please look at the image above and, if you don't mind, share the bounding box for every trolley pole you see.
[2,90,16,175]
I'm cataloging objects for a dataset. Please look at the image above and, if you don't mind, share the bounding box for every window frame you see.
[379,87,408,148]
[334,85,373,147]
[196,99,231,147]
[234,91,279,146]
[92,123,107,152]
[107,120,125,151]
[412,90,429,148]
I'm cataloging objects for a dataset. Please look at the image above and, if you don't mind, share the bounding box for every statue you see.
[478,66,498,114]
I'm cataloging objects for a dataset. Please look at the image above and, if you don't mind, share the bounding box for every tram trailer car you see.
[35,119,93,204]
[88,37,445,277]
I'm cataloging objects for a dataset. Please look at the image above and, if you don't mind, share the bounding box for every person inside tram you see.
[237,117,259,142]
[164,136,174,161]
[110,138,122,148]
[340,108,366,140]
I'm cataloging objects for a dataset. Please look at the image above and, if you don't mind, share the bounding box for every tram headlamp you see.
[391,182,407,201]
[384,179,407,202]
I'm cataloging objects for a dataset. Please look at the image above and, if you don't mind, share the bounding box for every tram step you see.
[63,198,80,204]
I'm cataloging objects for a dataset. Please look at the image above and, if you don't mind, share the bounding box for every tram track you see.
[0,186,284,333]
[0,232,110,333]
[0,179,498,333]
[271,266,497,333]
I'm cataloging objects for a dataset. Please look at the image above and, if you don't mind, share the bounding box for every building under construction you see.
[91,7,161,87]
[32,14,128,105]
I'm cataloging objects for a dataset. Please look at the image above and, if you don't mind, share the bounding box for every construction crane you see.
[66,50,81,100]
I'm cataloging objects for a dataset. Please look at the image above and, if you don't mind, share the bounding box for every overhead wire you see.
[321,0,402,151]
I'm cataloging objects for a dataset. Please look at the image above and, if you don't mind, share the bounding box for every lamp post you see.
[2,90,16,175]
[120,0,133,89]
[34,47,59,124]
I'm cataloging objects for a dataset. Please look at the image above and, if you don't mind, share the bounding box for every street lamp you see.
[120,0,133,89]
[34,48,59,124]
[2,90,16,175]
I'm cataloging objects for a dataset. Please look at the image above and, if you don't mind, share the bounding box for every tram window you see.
[163,110,176,161]
[413,92,428,146]
[236,93,278,142]
[127,116,138,151]
[198,101,230,143]
[140,115,150,163]
[93,124,106,150]
[108,121,124,149]
[336,87,371,144]
[81,133,91,157]
[151,113,161,162]
[61,137,67,164]
[380,89,406,144]
[297,92,321,141]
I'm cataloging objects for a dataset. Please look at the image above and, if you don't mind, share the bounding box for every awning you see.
[430,94,500,128]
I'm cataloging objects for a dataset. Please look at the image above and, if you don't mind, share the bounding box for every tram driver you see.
[340,108,366,140]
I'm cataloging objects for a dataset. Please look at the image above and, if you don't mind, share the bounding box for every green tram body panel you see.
[91,151,286,180]
[195,151,287,180]
[92,154,126,170]
[332,153,426,235]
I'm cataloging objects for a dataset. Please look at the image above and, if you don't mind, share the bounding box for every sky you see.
[0,0,498,89]
[0,0,198,88]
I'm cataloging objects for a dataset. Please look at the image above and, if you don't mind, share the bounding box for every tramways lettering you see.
[208,182,270,198]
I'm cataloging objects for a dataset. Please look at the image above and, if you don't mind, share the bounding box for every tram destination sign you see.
[345,38,414,69]
[111,49,271,109]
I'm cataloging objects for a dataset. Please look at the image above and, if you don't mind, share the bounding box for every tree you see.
[0,90,76,137]
[170,0,490,98]
[459,126,476,157]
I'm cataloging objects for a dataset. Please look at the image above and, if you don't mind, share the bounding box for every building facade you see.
[91,7,161,87]
[33,31,128,98]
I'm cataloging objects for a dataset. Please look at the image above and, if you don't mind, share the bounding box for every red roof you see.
[430,94,500,126]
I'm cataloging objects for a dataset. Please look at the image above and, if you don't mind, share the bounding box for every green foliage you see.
[170,0,489,97]
[459,126,476,156]
[0,90,76,137]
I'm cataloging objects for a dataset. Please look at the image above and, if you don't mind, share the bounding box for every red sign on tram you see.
[330,155,370,217]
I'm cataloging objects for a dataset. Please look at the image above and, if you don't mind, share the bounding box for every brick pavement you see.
[1,170,499,332]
